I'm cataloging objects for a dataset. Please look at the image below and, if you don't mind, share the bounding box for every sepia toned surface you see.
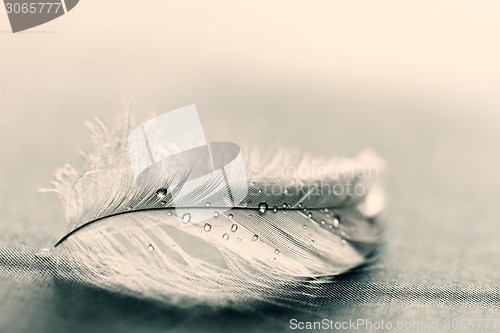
[1,1,499,332]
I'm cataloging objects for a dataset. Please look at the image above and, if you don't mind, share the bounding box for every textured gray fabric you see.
[1,103,499,332]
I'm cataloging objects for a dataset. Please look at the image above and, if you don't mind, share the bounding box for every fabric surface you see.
[1,104,499,332]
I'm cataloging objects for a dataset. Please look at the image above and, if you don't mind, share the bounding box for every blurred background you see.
[1,1,499,332]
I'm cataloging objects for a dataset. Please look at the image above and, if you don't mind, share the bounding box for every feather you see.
[40,108,386,309]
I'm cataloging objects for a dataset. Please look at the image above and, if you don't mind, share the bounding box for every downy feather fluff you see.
[41,110,386,309]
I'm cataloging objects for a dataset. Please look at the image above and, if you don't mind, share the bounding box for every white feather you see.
[41,111,386,309]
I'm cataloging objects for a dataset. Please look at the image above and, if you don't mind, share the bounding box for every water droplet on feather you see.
[156,188,167,199]
[182,213,191,223]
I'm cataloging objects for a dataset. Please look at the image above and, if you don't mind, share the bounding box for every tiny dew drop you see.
[237,238,241,241]
[167,211,172,216]
[213,211,219,218]
[273,206,278,213]
[156,188,168,199]
[182,213,191,223]
[159,201,166,206]
[231,224,238,232]
[307,212,313,218]
[252,235,259,242]
[248,214,253,218]
[311,239,315,244]
[258,202,268,213]
[228,213,233,219]
[333,218,340,228]
[324,208,329,212]
[328,224,333,229]
[282,203,288,208]
[258,189,263,194]
[223,233,229,240]
[206,202,211,207]
[127,206,133,211]
[148,244,155,252]
[275,249,280,254]
[303,225,307,229]
[341,239,347,245]
[204,223,212,231]
[321,220,325,225]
